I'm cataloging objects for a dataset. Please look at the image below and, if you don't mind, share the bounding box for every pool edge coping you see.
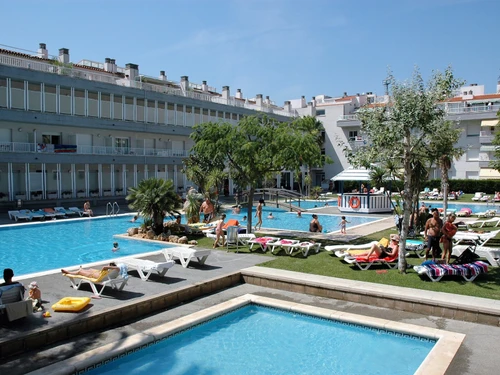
[24,293,464,375]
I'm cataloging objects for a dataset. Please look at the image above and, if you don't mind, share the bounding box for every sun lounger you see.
[267,239,300,254]
[413,261,488,282]
[472,192,485,201]
[122,258,175,281]
[343,254,398,270]
[281,241,321,257]
[247,237,281,252]
[452,245,500,267]
[456,208,472,217]
[467,218,500,228]
[325,238,390,258]
[68,207,90,217]
[20,209,46,220]
[162,246,211,268]
[63,265,129,297]
[8,210,32,221]
[43,207,65,218]
[54,207,78,216]
[453,230,500,247]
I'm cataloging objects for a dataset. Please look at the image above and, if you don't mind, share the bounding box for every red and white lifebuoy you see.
[349,196,361,209]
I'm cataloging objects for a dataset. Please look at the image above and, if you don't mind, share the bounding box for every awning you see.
[481,120,498,127]
[479,168,500,179]
[331,168,372,181]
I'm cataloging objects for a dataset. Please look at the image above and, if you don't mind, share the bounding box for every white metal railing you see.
[338,115,359,121]
[0,142,189,157]
[0,53,296,117]
[445,104,500,114]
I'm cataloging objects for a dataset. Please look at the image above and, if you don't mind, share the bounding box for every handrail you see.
[113,202,120,215]
[106,202,113,216]
[106,202,120,216]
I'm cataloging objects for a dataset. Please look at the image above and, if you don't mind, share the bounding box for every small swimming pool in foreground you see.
[0,216,168,277]
[80,296,444,375]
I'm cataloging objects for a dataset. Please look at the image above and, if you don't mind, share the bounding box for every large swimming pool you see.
[0,216,168,277]
[84,303,435,375]
[224,206,380,233]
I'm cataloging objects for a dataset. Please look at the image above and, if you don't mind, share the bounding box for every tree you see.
[345,67,463,273]
[490,110,500,171]
[427,120,465,216]
[126,177,182,235]
[190,114,325,233]
[292,116,332,197]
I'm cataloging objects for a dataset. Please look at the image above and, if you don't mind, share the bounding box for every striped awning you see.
[331,168,372,181]
[481,120,498,127]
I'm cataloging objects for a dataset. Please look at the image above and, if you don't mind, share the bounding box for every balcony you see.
[445,104,500,115]
[0,54,296,118]
[0,142,189,158]
[479,131,495,144]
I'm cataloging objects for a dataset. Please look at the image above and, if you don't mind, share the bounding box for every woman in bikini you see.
[255,199,264,230]
[61,263,118,278]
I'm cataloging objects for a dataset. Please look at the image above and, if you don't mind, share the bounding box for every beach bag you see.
[453,247,479,265]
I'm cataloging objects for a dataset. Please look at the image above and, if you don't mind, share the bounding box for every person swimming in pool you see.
[112,242,120,252]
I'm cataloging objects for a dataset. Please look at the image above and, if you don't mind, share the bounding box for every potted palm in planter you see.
[62,191,72,199]
[77,190,86,198]
[90,189,99,197]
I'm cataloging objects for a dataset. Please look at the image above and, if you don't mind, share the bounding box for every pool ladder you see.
[106,202,120,216]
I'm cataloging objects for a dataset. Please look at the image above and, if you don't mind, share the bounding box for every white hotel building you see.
[0,43,296,208]
[290,82,500,185]
[0,42,498,209]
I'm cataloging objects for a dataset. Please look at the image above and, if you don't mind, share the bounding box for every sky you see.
[1,0,499,105]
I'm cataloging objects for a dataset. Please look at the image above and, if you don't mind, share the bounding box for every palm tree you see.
[126,178,181,235]
[427,120,464,215]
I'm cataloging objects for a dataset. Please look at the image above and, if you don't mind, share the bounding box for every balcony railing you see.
[0,142,189,158]
[446,104,500,114]
[0,54,297,117]
[338,115,359,121]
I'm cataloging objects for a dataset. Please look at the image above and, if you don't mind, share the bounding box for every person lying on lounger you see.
[359,234,400,261]
[61,263,119,279]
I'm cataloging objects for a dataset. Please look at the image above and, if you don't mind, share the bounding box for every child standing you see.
[27,281,43,312]
[214,213,226,248]
[441,214,457,263]
[339,216,350,234]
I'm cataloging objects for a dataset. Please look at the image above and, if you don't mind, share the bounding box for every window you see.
[88,91,98,117]
[466,148,480,161]
[0,78,6,108]
[469,90,473,95]
[11,80,25,110]
[74,89,85,116]
[316,109,325,116]
[348,131,358,141]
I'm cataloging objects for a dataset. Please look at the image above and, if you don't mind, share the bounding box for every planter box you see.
[15,194,26,200]
[90,193,99,197]
[48,193,58,199]
[0,196,8,202]
[31,195,42,201]
[77,192,86,198]
[103,191,112,197]
[62,193,72,199]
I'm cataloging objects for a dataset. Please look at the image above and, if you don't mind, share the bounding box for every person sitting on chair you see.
[361,234,400,261]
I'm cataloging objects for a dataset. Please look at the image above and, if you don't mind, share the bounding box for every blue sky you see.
[2,0,499,105]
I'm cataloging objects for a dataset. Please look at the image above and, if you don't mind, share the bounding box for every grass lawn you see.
[195,227,500,300]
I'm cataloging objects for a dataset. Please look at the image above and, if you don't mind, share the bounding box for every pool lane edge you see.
[24,294,464,375]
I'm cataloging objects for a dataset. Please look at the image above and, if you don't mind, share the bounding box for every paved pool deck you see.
[1,204,500,374]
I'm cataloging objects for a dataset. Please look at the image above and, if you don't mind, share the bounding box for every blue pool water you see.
[0,217,169,277]
[85,304,434,375]
[423,202,500,214]
[224,206,379,233]
[289,199,337,209]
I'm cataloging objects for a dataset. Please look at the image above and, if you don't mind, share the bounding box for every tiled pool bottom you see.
[28,294,465,375]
